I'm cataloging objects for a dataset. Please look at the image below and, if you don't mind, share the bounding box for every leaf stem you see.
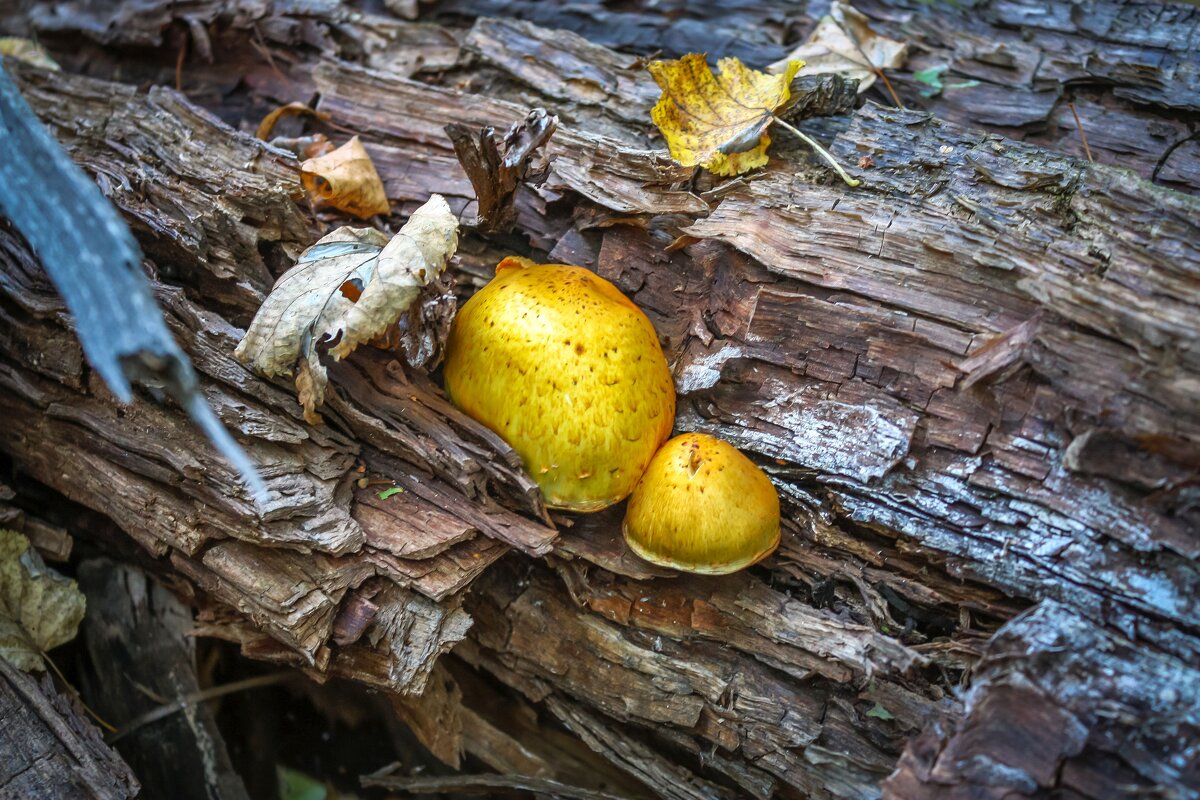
[773,117,861,187]
[1067,101,1093,163]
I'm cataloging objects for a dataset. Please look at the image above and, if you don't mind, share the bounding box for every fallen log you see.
[0,2,1197,798]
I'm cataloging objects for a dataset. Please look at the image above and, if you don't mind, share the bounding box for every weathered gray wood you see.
[884,600,1200,798]
[302,23,1197,799]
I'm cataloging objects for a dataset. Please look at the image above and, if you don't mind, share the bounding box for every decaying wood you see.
[446,107,558,232]
[361,767,630,800]
[0,657,140,800]
[0,483,73,562]
[0,1,1197,797]
[0,61,263,495]
[0,61,553,695]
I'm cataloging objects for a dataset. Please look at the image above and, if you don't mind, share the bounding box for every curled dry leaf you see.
[255,101,331,141]
[235,194,459,423]
[0,37,60,71]
[768,1,907,93]
[301,135,391,220]
[0,529,86,672]
[648,54,803,176]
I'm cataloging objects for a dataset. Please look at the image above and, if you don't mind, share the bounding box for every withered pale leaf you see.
[648,54,803,177]
[768,1,907,93]
[301,135,391,219]
[235,195,459,423]
[0,529,85,672]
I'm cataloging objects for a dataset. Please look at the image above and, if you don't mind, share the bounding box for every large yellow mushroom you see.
[443,256,675,511]
[623,433,780,574]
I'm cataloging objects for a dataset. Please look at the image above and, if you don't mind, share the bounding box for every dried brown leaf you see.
[255,101,330,141]
[301,135,391,220]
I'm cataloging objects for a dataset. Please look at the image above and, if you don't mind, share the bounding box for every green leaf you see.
[913,65,948,97]
[0,529,86,672]
[865,702,895,721]
[277,766,327,800]
[377,487,404,500]
[913,64,978,98]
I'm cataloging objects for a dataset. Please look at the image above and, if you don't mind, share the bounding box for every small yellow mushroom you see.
[623,433,780,574]
[443,256,675,512]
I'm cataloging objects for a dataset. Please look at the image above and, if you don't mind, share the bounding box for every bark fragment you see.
[446,107,558,232]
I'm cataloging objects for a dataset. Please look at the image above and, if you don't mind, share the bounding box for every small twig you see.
[1067,102,1093,163]
[361,766,632,800]
[107,670,294,744]
[874,69,905,110]
[773,117,861,187]
[356,477,395,489]
[249,23,289,87]
[174,32,187,93]
[131,678,170,705]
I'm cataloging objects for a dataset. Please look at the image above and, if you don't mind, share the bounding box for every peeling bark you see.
[0,61,553,694]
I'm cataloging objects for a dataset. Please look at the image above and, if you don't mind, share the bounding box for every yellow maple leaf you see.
[648,54,803,177]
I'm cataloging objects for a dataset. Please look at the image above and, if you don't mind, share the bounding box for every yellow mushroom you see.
[443,256,675,511]
[623,433,780,574]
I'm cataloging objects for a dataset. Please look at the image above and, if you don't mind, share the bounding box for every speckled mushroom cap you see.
[623,433,780,574]
[443,256,676,512]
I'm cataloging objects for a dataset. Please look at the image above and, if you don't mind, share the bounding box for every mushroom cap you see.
[443,256,675,511]
[623,433,780,574]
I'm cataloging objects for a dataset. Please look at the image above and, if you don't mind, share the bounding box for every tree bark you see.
[0,1,1197,798]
